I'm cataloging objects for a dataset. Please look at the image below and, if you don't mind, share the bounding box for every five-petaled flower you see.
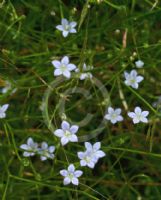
[135,60,144,68]
[75,63,93,80]
[0,104,9,118]
[124,70,144,89]
[52,56,77,79]
[54,121,79,146]
[56,18,77,37]
[38,142,55,161]
[60,164,83,185]
[77,142,105,168]
[104,107,123,124]
[128,106,149,124]
[20,137,38,157]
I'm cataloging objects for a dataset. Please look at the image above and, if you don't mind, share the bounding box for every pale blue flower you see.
[0,104,9,118]
[52,56,77,78]
[124,70,144,89]
[104,107,123,124]
[60,164,83,185]
[78,142,105,168]
[38,142,55,161]
[54,121,79,146]
[128,106,149,124]
[56,18,77,37]
[77,151,95,168]
[135,60,144,68]
[20,137,38,157]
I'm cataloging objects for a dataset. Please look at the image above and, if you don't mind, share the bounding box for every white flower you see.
[38,142,55,161]
[104,107,123,124]
[56,18,77,37]
[77,151,95,168]
[0,104,9,118]
[60,164,83,185]
[135,60,144,68]
[128,107,149,124]
[78,142,105,168]
[20,137,38,157]
[54,121,79,146]
[75,63,93,80]
[124,70,144,89]
[52,56,77,79]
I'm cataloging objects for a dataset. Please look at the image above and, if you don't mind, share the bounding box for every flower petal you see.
[142,111,149,117]
[61,121,70,130]
[69,134,78,142]
[54,129,64,137]
[41,142,48,150]
[49,146,55,153]
[70,21,77,27]
[54,69,62,76]
[95,150,106,158]
[85,142,92,151]
[1,104,9,112]
[40,156,47,161]
[72,177,79,185]
[77,152,85,159]
[136,76,144,83]
[141,117,148,123]
[56,25,64,31]
[117,115,123,122]
[104,114,110,120]
[87,161,95,168]
[27,138,34,146]
[135,107,142,114]
[111,119,117,124]
[52,60,61,68]
[60,169,68,177]
[70,125,79,134]
[131,70,137,77]
[115,108,121,115]
[62,30,69,37]
[0,113,6,118]
[23,152,31,157]
[80,160,87,166]
[68,164,75,172]
[61,18,68,26]
[133,118,140,124]
[124,71,129,79]
[93,142,100,151]
[20,144,29,150]
[67,64,76,71]
[61,137,69,146]
[63,177,71,185]
[74,170,83,177]
[61,56,69,65]
[63,70,71,78]
[69,28,77,33]
[108,107,114,114]
[128,112,136,118]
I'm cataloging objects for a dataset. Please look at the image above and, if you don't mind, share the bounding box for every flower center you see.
[64,130,72,137]
[64,24,70,31]
[111,113,117,119]
[85,155,91,163]
[60,64,67,72]
[130,78,136,84]
[136,113,142,120]
[68,173,74,180]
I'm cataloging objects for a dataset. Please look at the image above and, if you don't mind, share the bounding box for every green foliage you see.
[1,0,161,199]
